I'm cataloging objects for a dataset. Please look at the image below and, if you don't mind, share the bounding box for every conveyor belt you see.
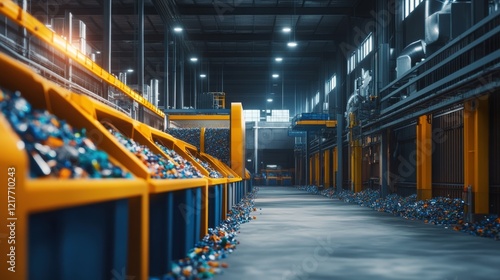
[217,187,500,280]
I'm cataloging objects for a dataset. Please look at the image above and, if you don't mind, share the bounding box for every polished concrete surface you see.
[216,187,500,280]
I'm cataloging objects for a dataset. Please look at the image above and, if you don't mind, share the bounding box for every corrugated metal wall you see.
[432,109,464,198]
[490,93,500,215]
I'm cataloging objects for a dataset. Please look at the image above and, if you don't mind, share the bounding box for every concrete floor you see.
[216,187,500,280]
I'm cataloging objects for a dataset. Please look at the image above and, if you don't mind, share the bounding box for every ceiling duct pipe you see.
[425,0,451,46]
[396,40,426,78]
[393,0,439,78]
[425,0,472,52]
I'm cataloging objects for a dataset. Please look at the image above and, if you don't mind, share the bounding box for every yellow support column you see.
[315,153,320,186]
[416,115,433,200]
[464,98,490,214]
[333,147,338,189]
[309,157,313,185]
[200,127,206,153]
[324,150,330,188]
[351,140,362,193]
[230,103,246,177]
[349,113,362,193]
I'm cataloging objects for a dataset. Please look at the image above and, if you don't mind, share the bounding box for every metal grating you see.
[432,108,464,198]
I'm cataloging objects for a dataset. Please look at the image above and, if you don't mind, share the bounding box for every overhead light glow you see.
[127,68,134,73]
[272,74,279,78]
[267,98,273,102]
[275,57,283,62]
[173,27,183,33]
[287,41,298,47]
[282,27,291,33]
[190,57,198,62]
[200,74,207,78]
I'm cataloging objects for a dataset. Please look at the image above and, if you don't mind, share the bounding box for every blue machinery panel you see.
[209,185,223,228]
[29,200,129,280]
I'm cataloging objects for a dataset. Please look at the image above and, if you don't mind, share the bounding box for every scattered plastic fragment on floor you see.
[297,186,500,240]
[157,187,260,280]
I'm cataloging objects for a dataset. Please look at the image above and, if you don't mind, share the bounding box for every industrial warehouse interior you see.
[0,0,499,279]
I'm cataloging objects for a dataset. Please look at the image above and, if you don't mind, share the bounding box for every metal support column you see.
[319,134,323,186]
[173,36,177,109]
[324,149,330,188]
[336,115,343,192]
[103,0,112,99]
[333,146,337,189]
[380,130,388,198]
[19,0,28,57]
[194,64,197,109]
[180,47,185,109]
[254,122,259,178]
[376,0,390,92]
[164,26,169,109]
[137,0,145,122]
[305,131,309,186]
[416,115,433,200]
[65,11,73,90]
[464,97,490,214]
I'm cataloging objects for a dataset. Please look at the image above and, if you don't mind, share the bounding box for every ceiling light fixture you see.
[287,42,297,48]
[200,74,207,78]
[127,68,134,73]
[173,27,183,33]
[190,57,198,62]
[267,98,273,102]
[275,57,283,62]
[282,27,291,33]
[272,74,279,78]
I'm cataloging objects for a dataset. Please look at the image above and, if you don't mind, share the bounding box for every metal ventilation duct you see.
[396,40,426,78]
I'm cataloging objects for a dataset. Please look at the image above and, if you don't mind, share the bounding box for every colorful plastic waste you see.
[297,185,499,240]
[0,88,131,178]
[163,188,260,279]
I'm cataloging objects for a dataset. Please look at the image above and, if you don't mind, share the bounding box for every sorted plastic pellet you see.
[103,124,202,179]
[0,88,131,179]
[205,128,230,165]
[155,142,204,178]
[163,187,260,279]
[166,128,201,150]
[297,185,499,240]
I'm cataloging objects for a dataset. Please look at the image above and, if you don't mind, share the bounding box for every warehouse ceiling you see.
[31,0,374,111]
